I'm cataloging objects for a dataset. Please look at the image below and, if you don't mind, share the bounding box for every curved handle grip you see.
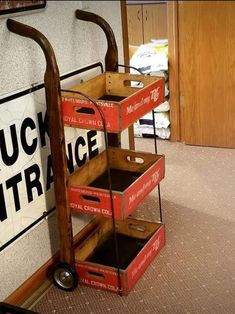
[75,9,118,72]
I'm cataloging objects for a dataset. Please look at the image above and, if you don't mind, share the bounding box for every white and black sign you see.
[0,63,103,250]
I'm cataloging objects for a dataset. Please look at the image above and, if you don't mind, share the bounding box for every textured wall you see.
[0,0,123,300]
[0,1,124,95]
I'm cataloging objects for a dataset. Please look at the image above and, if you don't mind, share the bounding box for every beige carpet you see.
[31,139,235,314]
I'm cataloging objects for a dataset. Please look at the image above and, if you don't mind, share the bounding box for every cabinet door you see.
[126,4,143,46]
[143,3,168,43]
[179,1,235,148]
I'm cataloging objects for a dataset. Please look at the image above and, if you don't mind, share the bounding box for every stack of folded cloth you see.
[130,40,170,139]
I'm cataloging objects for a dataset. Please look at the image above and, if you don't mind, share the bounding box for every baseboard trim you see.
[4,217,102,307]
[4,253,58,307]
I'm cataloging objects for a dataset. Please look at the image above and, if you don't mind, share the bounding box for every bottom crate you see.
[75,218,165,295]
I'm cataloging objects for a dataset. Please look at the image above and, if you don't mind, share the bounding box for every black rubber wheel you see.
[52,263,78,291]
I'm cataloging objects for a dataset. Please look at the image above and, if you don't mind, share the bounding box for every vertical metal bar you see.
[152,110,163,223]
[152,110,158,154]
[158,184,163,223]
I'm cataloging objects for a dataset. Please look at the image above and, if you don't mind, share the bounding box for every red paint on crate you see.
[124,157,165,217]
[76,263,122,294]
[126,224,165,292]
[61,77,164,133]
[69,186,122,219]
[121,79,164,130]
[75,224,165,295]
[62,97,120,132]
[68,156,164,220]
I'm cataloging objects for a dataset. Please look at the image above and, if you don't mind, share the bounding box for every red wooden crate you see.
[75,218,165,295]
[61,72,164,132]
[68,147,165,220]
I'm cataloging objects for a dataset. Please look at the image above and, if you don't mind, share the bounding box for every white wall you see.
[0,0,123,300]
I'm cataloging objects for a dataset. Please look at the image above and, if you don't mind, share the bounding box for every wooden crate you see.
[75,217,165,295]
[68,147,165,219]
[62,72,164,132]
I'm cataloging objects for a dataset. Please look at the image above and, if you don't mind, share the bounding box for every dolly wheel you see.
[52,263,78,291]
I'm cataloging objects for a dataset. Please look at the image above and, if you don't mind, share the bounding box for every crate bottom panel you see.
[89,168,141,192]
[88,232,147,269]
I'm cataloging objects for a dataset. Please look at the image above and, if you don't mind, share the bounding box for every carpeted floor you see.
[31,139,235,314]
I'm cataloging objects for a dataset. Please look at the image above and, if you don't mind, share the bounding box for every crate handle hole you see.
[124,80,144,88]
[81,195,100,203]
[87,271,105,279]
[129,223,146,232]
[74,106,95,115]
[127,156,144,164]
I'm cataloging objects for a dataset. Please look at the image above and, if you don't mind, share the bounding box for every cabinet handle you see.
[145,9,148,21]
[137,10,140,21]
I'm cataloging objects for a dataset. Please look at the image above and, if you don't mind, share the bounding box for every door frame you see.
[167,1,180,141]
[121,0,180,142]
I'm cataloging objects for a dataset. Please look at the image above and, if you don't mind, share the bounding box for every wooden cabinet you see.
[143,4,167,43]
[127,2,168,46]
[178,1,235,148]
[126,4,143,46]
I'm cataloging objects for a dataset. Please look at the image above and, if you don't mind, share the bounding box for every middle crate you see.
[68,147,165,220]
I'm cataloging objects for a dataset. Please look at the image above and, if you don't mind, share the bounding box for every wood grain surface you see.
[179,1,235,148]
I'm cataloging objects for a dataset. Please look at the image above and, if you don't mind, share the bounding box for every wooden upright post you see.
[7,19,75,266]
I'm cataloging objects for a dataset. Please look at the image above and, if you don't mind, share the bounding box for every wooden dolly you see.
[7,10,164,294]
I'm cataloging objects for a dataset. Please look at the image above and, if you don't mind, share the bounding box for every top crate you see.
[61,72,164,133]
